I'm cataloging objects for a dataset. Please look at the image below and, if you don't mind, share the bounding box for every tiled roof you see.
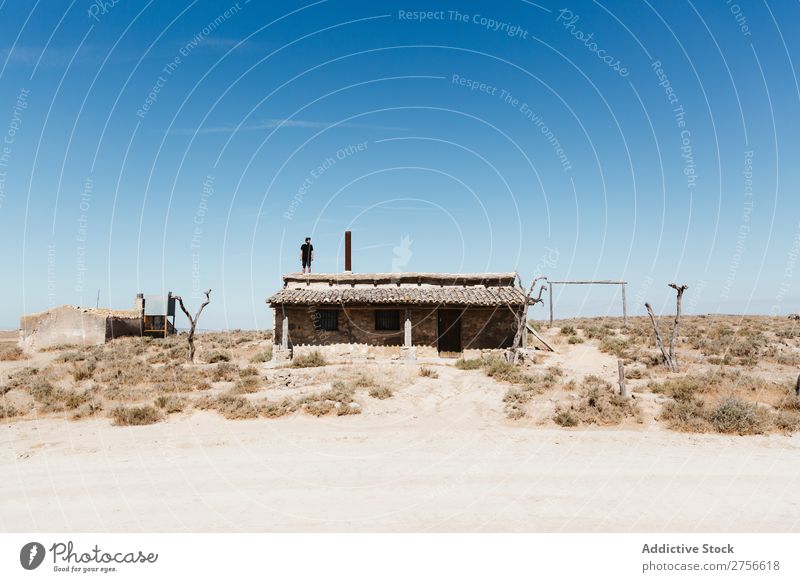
[281,272,518,286]
[267,285,528,307]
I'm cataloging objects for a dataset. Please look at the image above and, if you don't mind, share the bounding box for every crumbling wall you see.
[19,306,143,350]
[20,306,108,350]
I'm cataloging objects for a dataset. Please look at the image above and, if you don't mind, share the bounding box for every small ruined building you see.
[266,272,530,360]
[19,293,177,350]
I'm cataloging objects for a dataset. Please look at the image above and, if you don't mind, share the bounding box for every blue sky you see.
[0,0,798,329]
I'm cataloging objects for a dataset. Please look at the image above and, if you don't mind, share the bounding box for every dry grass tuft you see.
[0,344,27,361]
[250,347,273,363]
[231,376,262,395]
[211,362,239,382]
[455,358,483,370]
[154,394,186,413]
[368,386,393,400]
[419,366,439,378]
[291,351,327,368]
[708,397,767,435]
[110,405,162,426]
[205,350,232,363]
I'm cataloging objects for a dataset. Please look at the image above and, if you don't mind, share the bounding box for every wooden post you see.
[618,360,627,397]
[621,283,628,327]
[548,282,554,327]
[344,230,352,272]
[404,309,412,347]
[521,309,528,349]
[281,313,289,350]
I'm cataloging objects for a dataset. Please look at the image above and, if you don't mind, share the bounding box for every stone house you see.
[266,272,529,359]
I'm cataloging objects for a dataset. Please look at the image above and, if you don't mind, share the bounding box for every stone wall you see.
[273,304,521,352]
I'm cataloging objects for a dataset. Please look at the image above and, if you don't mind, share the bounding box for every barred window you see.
[314,309,338,331]
[374,309,401,331]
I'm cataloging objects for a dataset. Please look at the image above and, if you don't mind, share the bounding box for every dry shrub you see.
[0,345,27,361]
[599,336,633,359]
[57,351,88,363]
[708,398,767,435]
[211,362,239,382]
[555,376,641,426]
[1,402,21,419]
[291,351,326,368]
[482,356,525,383]
[154,395,185,413]
[567,335,584,344]
[260,398,297,418]
[560,325,576,336]
[110,405,162,426]
[553,409,579,427]
[205,350,231,363]
[659,399,712,432]
[212,395,259,420]
[368,386,392,399]
[72,359,96,381]
[239,366,259,377]
[419,366,438,378]
[250,347,273,363]
[502,366,564,419]
[299,381,361,416]
[231,376,261,394]
[772,411,800,433]
[350,372,375,388]
[455,358,483,370]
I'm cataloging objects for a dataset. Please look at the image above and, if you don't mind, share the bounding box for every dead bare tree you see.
[668,283,688,368]
[508,275,548,364]
[644,302,673,371]
[645,283,688,372]
[175,289,211,362]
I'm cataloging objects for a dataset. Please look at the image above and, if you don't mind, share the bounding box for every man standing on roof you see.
[300,237,314,274]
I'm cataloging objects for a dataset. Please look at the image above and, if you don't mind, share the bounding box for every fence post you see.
[618,360,627,397]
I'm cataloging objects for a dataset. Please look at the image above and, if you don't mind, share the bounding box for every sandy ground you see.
[2,324,799,532]
[2,378,799,532]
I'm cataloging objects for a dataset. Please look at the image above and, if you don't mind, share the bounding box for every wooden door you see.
[437,309,462,353]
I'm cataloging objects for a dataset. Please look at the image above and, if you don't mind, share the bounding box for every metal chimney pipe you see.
[344,230,352,272]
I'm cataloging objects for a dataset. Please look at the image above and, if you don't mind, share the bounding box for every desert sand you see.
[2,317,800,532]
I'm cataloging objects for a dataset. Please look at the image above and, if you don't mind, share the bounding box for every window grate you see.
[374,309,401,331]
[314,309,338,331]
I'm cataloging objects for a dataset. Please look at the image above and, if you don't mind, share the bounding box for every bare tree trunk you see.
[509,275,547,364]
[668,283,688,370]
[175,289,211,362]
[645,302,674,371]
